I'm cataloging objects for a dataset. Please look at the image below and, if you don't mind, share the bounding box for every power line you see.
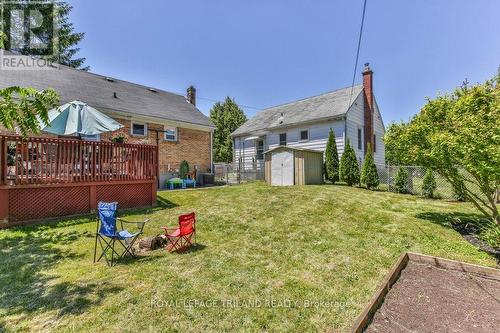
[169,89,264,111]
[195,96,263,111]
[175,0,370,116]
[348,0,368,106]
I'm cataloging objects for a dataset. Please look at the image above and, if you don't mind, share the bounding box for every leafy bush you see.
[339,141,360,186]
[394,167,409,194]
[111,134,126,143]
[360,143,379,190]
[324,128,340,183]
[179,160,190,179]
[422,169,437,198]
[480,221,500,249]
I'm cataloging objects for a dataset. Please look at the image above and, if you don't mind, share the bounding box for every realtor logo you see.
[0,1,59,70]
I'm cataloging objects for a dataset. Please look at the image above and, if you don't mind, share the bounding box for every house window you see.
[357,128,362,150]
[131,122,147,136]
[256,139,264,160]
[373,135,376,152]
[279,133,287,146]
[82,134,100,141]
[164,127,177,141]
[299,129,309,141]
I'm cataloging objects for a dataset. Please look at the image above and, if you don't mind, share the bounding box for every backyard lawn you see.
[0,182,496,332]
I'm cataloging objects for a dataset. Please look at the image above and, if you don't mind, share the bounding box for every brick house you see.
[0,61,215,188]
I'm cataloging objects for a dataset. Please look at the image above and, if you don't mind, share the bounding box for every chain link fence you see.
[377,164,458,199]
[214,162,474,200]
[213,162,264,185]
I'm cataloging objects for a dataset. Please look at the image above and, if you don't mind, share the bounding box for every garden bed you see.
[352,252,500,332]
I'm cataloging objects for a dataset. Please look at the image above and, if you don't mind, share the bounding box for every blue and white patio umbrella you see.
[38,100,123,136]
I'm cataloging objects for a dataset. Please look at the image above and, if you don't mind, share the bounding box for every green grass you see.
[0,182,496,332]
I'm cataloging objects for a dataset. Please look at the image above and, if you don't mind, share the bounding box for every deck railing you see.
[0,135,158,185]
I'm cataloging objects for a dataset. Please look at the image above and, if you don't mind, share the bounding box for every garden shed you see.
[264,147,323,186]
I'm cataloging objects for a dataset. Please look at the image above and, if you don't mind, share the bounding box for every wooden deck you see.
[0,136,158,226]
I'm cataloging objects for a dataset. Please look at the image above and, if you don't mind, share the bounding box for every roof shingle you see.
[232,85,363,136]
[0,60,214,128]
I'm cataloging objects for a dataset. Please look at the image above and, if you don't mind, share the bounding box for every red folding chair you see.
[162,212,196,252]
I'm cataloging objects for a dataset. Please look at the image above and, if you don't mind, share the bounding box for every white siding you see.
[345,92,366,163]
[372,98,386,165]
[234,120,346,171]
[267,120,346,155]
[345,91,386,165]
[233,137,266,170]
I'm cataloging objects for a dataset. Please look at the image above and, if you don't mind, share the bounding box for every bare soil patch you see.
[365,260,500,332]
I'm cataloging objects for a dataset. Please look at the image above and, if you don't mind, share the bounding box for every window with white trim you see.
[131,122,147,136]
[279,133,287,146]
[164,127,178,141]
[299,129,309,141]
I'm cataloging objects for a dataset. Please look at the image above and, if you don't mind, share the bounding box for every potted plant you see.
[179,160,189,179]
[111,134,126,144]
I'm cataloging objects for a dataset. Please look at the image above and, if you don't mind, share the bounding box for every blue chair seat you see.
[117,230,140,240]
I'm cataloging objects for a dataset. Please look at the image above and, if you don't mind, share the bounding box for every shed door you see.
[271,150,294,186]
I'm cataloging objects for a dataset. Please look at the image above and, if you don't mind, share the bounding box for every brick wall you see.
[100,118,211,174]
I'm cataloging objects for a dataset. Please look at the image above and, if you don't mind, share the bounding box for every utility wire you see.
[176,0,369,114]
[195,96,263,111]
[348,0,368,106]
[169,89,263,111]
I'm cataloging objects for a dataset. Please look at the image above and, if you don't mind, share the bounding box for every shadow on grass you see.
[118,195,178,219]
[416,211,489,233]
[169,243,207,255]
[416,211,500,263]
[116,252,166,265]
[0,228,123,324]
[8,215,96,234]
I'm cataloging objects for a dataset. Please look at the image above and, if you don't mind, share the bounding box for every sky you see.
[66,0,500,124]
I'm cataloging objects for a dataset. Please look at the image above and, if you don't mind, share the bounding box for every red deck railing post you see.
[1,136,5,185]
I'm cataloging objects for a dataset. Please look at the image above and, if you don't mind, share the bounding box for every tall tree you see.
[360,143,379,190]
[53,2,88,70]
[0,86,59,137]
[324,128,340,183]
[210,97,247,163]
[384,74,500,224]
[1,1,88,70]
[339,141,360,186]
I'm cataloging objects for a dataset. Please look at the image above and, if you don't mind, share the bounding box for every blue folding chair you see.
[93,202,149,266]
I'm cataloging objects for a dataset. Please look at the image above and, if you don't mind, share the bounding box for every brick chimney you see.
[362,63,374,154]
[186,85,196,106]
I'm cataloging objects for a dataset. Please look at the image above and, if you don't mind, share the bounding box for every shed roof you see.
[0,54,214,128]
[232,85,363,136]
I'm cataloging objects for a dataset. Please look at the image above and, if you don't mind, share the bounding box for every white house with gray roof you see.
[231,63,385,172]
